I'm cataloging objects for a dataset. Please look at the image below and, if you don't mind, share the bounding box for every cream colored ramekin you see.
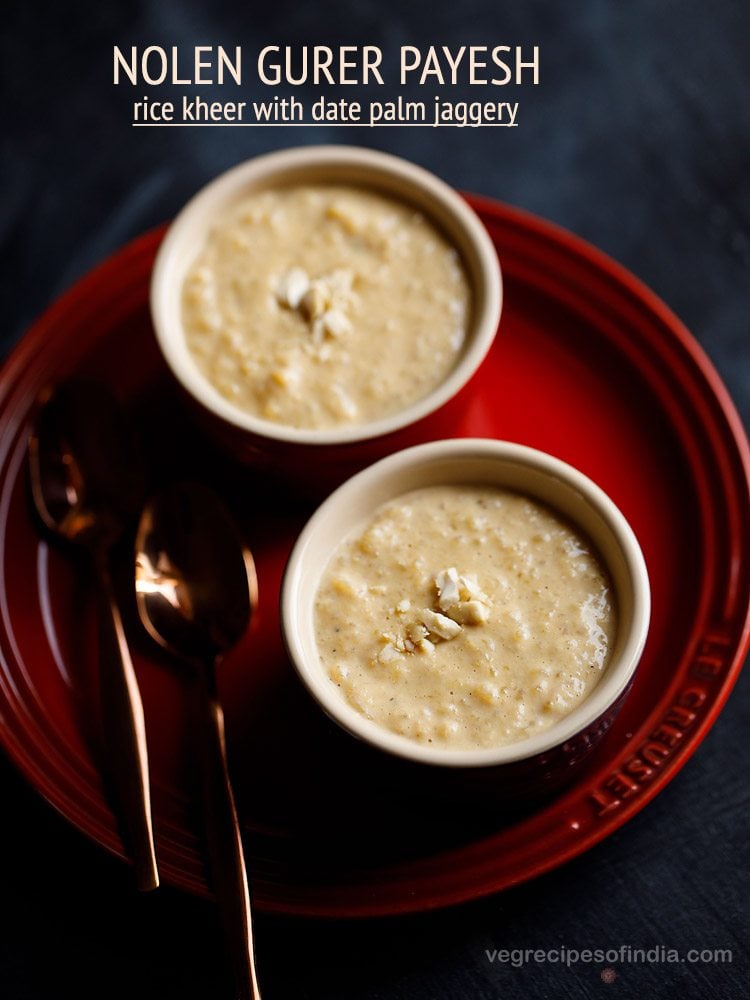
[150,146,502,463]
[281,438,651,772]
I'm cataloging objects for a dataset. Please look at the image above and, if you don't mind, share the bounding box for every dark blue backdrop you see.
[2,2,748,998]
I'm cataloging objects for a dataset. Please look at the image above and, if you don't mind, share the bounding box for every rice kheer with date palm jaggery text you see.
[181,184,470,429]
[314,484,617,750]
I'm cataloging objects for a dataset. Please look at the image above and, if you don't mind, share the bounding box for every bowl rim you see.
[281,438,652,768]
[150,145,502,446]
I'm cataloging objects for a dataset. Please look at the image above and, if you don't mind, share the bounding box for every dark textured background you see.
[1,1,748,998]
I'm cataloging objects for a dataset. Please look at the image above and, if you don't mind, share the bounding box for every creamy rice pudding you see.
[314,485,617,750]
[181,184,470,429]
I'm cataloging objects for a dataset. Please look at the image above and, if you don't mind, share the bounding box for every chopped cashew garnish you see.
[406,622,429,643]
[449,600,490,625]
[458,573,490,604]
[321,309,351,338]
[378,643,401,663]
[275,267,310,309]
[276,267,355,347]
[374,568,491,667]
[435,567,491,625]
[420,609,463,640]
[436,567,461,611]
[302,281,330,321]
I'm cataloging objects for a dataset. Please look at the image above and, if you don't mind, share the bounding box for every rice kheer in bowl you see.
[151,146,502,460]
[315,484,615,751]
[282,439,650,771]
[182,184,470,430]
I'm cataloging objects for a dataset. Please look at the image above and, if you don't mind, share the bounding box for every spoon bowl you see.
[29,380,144,550]
[135,482,256,664]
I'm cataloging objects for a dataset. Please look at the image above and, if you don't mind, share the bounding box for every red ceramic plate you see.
[1,197,748,918]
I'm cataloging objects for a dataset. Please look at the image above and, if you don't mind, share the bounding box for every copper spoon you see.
[28,380,159,891]
[134,482,261,1000]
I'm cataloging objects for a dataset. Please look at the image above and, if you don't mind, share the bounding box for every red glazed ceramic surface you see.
[0,196,748,917]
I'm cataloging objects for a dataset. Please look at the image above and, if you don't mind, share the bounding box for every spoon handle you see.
[95,555,159,892]
[199,670,261,1000]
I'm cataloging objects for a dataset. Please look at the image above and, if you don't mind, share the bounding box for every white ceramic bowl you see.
[282,438,651,770]
[150,145,502,455]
